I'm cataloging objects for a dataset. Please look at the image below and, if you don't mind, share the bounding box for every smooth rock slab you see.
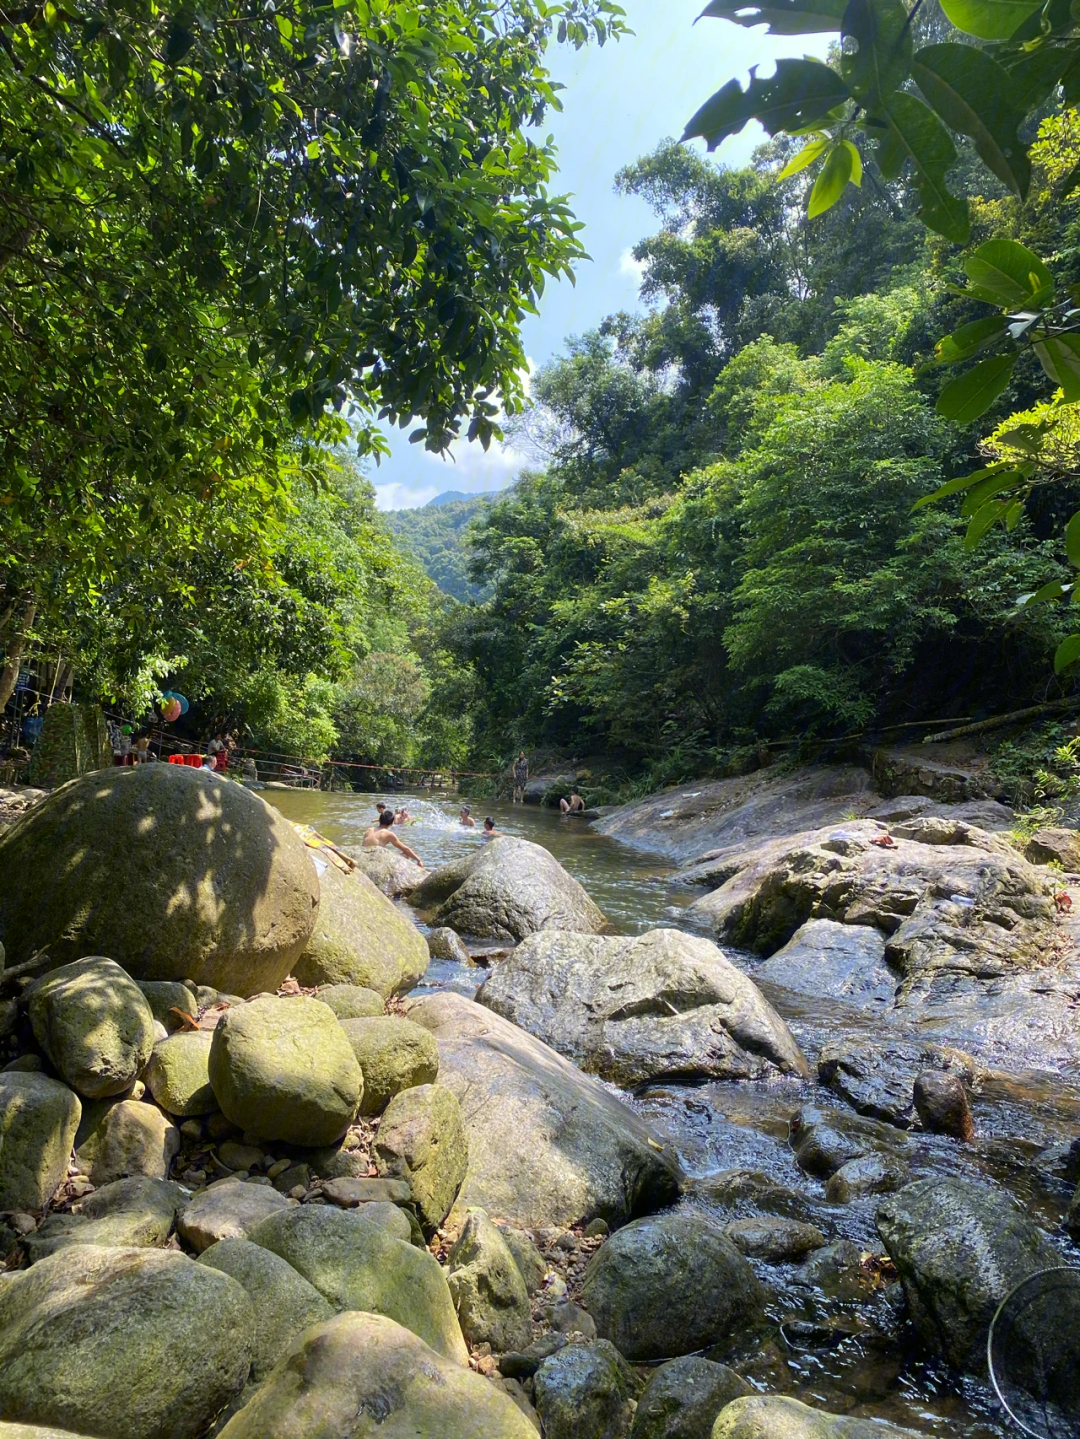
[0,1072,81,1210]
[217,1311,537,1438]
[0,763,320,993]
[712,1396,921,1437]
[478,927,807,1086]
[209,995,362,1146]
[248,1202,468,1364]
[28,957,156,1100]
[24,1177,183,1261]
[197,1236,333,1382]
[0,1244,253,1439]
[751,919,897,1007]
[144,1030,216,1116]
[374,1081,468,1230]
[341,1015,439,1115]
[293,860,429,997]
[406,992,684,1229]
[581,1211,768,1362]
[178,1177,290,1253]
[630,1357,751,1439]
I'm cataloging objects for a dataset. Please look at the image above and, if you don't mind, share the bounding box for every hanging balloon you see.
[176,695,190,715]
[162,699,181,723]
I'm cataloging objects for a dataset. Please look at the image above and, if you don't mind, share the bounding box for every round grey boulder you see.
[315,984,385,1020]
[0,765,319,994]
[0,1244,253,1439]
[629,1356,751,1439]
[209,995,362,1146]
[28,957,155,1099]
[145,1030,216,1116]
[340,1015,439,1115]
[534,1340,640,1439]
[580,1211,768,1362]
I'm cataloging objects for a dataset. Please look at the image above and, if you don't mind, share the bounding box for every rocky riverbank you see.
[0,760,1076,1438]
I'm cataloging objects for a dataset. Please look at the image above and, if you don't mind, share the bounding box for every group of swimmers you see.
[360,800,501,866]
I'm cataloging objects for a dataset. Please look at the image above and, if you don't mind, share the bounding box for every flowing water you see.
[264,787,1080,1438]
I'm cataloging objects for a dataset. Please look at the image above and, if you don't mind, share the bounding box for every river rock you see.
[345,844,426,897]
[501,1226,547,1293]
[216,1310,536,1438]
[629,1356,751,1439]
[789,1106,864,1179]
[0,1072,81,1210]
[24,1177,183,1261]
[197,1236,334,1381]
[406,992,684,1228]
[292,861,428,996]
[428,926,473,963]
[27,957,156,1100]
[825,1154,910,1203]
[0,764,320,993]
[447,1209,533,1352]
[685,820,1056,1017]
[144,1030,216,1116]
[817,1039,979,1129]
[580,1211,768,1361]
[1068,1181,1080,1241]
[712,1396,922,1437]
[533,1340,640,1439]
[722,1216,826,1263]
[876,1176,1063,1370]
[478,928,807,1086]
[314,983,385,1019]
[913,1070,975,1141]
[84,1099,180,1185]
[248,1202,468,1363]
[208,995,362,1146]
[1024,826,1080,869]
[340,1015,439,1115]
[178,1176,291,1252]
[374,1082,467,1229]
[752,919,897,1007]
[411,836,605,940]
[136,980,198,1031]
[686,1170,822,1228]
[0,1244,253,1439]
[0,1426,99,1438]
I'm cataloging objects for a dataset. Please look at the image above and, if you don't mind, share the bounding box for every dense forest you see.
[385,493,495,604]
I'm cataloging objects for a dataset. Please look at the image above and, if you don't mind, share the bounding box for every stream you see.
[264,788,1080,1438]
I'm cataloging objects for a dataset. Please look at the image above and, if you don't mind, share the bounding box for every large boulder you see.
[0,1244,253,1439]
[144,1030,217,1116]
[314,983,385,1020]
[178,1177,291,1252]
[478,928,806,1086]
[876,1177,1063,1371]
[712,1396,921,1437]
[247,1202,468,1364]
[447,1209,533,1353]
[533,1340,640,1439]
[340,1015,439,1115]
[28,957,156,1099]
[411,836,605,940]
[407,992,684,1228]
[208,995,362,1146]
[374,1082,468,1230]
[0,765,319,993]
[580,1211,768,1362]
[24,1177,183,1261]
[197,1237,334,1382]
[292,861,428,997]
[215,1311,537,1439]
[0,1072,81,1210]
[630,1357,751,1439]
[82,1098,180,1185]
[345,844,425,897]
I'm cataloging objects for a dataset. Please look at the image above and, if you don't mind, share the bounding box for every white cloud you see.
[619,248,646,283]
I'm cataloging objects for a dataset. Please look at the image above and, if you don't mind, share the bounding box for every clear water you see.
[263,787,1080,1437]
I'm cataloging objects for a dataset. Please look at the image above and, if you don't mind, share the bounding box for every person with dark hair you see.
[512,752,528,804]
[560,785,586,814]
[482,817,499,837]
[362,810,424,865]
[459,806,476,828]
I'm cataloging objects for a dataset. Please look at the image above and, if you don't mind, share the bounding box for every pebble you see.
[266,1158,292,1180]
[583,1218,609,1239]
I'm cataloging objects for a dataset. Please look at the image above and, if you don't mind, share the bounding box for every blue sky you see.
[372,0,831,511]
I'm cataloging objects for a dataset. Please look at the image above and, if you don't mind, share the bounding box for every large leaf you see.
[699,0,849,33]
[878,91,969,243]
[808,141,853,216]
[963,239,1054,307]
[910,461,1015,510]
[1065,509,1080,568]
[1003,44,1074,109]
[683,58,850,148]
[933,315,1007,365]
[936,352,1017,423]
[911,44,1029,198]
[1055,634,1080,673]
[840,0,912,106]
[964,499,1009,549]
[777,135,831,177]
[938,0,1041,39]
[1033,333,1080,402]
[960,467,1023,516]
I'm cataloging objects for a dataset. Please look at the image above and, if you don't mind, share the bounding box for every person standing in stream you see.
[512,752,528,804]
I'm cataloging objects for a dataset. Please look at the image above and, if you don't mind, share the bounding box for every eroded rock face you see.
[28,958,156,1100]
[0,765,320,994]
[411,837,605,940]
[216,1311,537,1439]
[712,1395,921,1437]
[406,992,684,1229]
[477,928,807,1086]
[876,1177,1063,1371]
[292,861,429,997]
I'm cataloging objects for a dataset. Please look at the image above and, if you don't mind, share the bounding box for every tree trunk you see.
[0,598,36,711]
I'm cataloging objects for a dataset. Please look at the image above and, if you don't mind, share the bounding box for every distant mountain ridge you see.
[385,490,503,602]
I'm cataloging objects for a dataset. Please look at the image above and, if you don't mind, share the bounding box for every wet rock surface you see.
[629,1356,751,1439]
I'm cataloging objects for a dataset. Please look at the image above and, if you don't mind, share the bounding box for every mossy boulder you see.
[711,1396,921,1437]
[447,1209,532,1353]
[136,981,198,1032]
[208,995,362,1146]
[375,1082,468,1231]
[0,764,320,994]
[216,1312,537,1438]
[144,1030,216,1116]
[28,957,156,1100]
[0,1072,81,1210]
[293,862,428,997]
[80,1099,180,1185]
[315,984,385,1020]
[248,1202,467,1364]
[340,1015,439,1115]
[24,1177,183,1262]
[179,1177,291,1252]
[0,1244,253,1439]
[630,1356,751,1439]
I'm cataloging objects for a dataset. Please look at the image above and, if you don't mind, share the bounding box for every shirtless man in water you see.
[362,811,424,865]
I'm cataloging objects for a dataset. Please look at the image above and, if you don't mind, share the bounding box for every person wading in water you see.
[512,752,528,804]
[362,811,424,866]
